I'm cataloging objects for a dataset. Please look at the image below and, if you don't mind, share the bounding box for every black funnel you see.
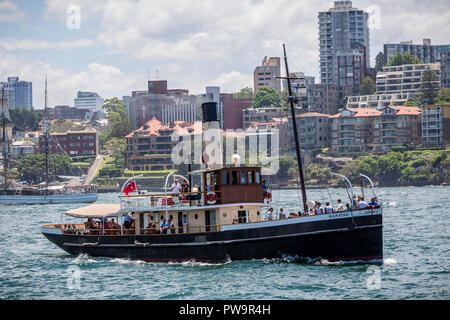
[202,102,219,123]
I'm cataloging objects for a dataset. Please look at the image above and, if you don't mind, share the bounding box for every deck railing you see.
[120,191,221,211]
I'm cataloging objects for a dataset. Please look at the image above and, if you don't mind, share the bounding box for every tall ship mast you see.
[42,46,383,262]
[0,77,98,205]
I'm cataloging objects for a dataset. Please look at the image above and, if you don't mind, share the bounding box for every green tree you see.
[375,51,385,72]
[233,87,254,99]
[9,107,42,131]
[359,77,376,95]
[435,87,450,105]
[16,154,73,183]
[102,98,132,139]
[387,53,422,66]
[420,69,440,105]
[251,87,282,109]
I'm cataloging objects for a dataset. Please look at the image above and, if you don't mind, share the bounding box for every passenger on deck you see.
[369,197,378,207]
[315,202,323,214]
[358,196,368,209]
[279,208,286,219]
[160,219,168,234]
[335,199,345,212]
[346,203,352,211]
[324,202,334,214]
[171,179,182,194]
[267,208,274,220]
[124,212,133,229]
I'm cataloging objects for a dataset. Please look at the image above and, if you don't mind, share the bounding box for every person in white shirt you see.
[358,196,368,209]
[267,208,274,220]
[171,179,181,194]
[336,199,345,212]
[324,202,334,214]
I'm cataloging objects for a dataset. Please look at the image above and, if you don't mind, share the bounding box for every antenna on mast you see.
[1,86,9,189]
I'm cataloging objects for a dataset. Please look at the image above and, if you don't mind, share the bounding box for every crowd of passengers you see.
[266,196,379,220]
[62,218,121,235]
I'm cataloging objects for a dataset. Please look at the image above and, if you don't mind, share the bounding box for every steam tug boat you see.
[41,46,382,262]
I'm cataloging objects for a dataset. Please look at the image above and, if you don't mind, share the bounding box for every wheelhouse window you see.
[232,171,239,185]
[223,171,229,185]
[248,171,254,184]
[255,171,261,184]
[240,171,247,184]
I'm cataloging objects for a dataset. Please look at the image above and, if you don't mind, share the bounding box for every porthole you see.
[257,211,260,216]
[195,214,198,219]
[169,215,173,220]
[222,212,227,218]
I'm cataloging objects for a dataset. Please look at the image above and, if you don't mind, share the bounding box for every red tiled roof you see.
[125,117,203,138]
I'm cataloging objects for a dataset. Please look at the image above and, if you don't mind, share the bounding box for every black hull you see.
[43,214,383,263]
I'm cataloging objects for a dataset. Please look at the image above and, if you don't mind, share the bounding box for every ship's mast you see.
[1,86,9,189]
[280,44,308,213]
[44,76,49,185]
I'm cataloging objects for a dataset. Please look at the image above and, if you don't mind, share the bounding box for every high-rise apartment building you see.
[253,56,281,93]
[318,1,370,93]
[438,45,450,88]
[383,39,448,65]
[0,77,32,109]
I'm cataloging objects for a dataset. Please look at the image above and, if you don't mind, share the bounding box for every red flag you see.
[122,178,136,195]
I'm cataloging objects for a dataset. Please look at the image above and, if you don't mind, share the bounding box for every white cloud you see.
[0,50,144,108]
[3,0,450,107]
[0,38,95,51]
[0,0,25,22]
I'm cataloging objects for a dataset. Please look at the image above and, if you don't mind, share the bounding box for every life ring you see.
[207,191,218,205]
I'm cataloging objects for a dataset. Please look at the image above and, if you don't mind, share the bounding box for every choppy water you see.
[0,186,449,300]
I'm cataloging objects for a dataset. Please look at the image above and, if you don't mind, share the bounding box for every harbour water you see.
[0,186,449,300]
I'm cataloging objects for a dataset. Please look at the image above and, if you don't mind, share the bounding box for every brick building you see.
[39,129,98,157]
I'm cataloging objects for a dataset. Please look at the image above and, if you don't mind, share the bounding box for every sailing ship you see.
[0,79,98,205]
[41,46,382,262]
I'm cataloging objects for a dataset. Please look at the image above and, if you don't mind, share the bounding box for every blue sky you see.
[0,0,449,108]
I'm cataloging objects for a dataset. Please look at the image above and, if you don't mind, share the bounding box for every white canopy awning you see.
[65,204,122,219]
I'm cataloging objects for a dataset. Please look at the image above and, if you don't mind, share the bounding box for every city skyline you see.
[0,0,449,109]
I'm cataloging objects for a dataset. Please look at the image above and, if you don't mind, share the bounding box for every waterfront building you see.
[376,63,441,94]
[74,91,104,118]
[421,105,450,148]
[330,106,421,154]
[38,128,98,157]
[346,92,416,109]
[438,45,450,88]
[0,77,32,109]
[306,84,353,114]
[318,1,370,93]
[125,118,202,171]
[11,140,37,158]
[288,113,332,152]
[383,39,448,65]
[253,56,282,93]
